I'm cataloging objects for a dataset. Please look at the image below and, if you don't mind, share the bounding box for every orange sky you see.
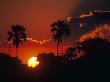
[1,0,110,64]
[0,41,72,64]
[0,0,79,40]
[0,0,79,64]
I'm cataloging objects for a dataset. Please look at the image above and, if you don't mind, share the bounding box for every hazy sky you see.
[0,0,80,63]
[1,0,110,41]
[0,0,110,63]
[0,0,79,40]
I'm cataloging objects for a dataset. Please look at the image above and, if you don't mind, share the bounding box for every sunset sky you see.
[0,0,110,63]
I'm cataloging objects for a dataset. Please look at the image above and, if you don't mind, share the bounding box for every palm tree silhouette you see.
[51,20,70,56]
[7,32,13,55]
[7,25,27,57]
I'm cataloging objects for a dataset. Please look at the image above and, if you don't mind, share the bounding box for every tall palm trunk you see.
[8,44,11,56]
[57,40,60,56]
[16,48,18,58]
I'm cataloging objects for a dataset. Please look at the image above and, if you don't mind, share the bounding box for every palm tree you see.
[7,25,27,57]
[51,20,70,56]
[7,32,13,56]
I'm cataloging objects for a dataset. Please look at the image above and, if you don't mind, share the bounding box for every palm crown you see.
[8,25,26,48]
[51,20,70,42]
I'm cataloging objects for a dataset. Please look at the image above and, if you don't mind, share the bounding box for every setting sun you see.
[28,57,39,68]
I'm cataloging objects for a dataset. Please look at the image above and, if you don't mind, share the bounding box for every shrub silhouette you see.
[0,38,110,82]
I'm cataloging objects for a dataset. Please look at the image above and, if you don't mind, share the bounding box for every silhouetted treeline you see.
[0,38,110,82]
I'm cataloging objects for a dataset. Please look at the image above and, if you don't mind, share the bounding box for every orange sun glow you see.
[28,57,39,68]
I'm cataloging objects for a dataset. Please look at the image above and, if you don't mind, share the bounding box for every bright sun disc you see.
[28,57,39,68]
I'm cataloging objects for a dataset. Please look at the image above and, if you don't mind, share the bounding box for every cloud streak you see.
[80,24,110,41]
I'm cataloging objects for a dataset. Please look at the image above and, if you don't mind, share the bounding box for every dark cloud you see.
[70,0,110,41]
[73,0,110,16]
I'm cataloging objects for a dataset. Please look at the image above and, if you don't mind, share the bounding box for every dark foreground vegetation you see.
[0,38,110,82]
